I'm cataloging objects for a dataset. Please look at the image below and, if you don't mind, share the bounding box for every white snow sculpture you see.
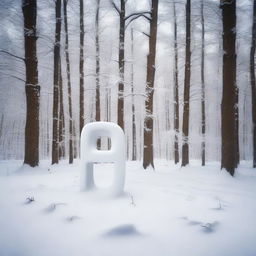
[80,122,125,196]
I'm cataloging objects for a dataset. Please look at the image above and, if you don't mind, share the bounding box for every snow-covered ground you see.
[0,160,256,256]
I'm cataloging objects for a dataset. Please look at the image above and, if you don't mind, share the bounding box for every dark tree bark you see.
[250,0,256,168]
[63,0,73,164]
[201,0,206,166]
[22,0,40,167]
[181,0,191,167]
[73,122,78,159]
[220,0,237,176]
[117,0,125,131]
[131,28,137,161]
[95,0,101,124]
[79,0,85,135]
[95,0,101,149]
[47,95,50,157]
[173,2,179,164]
[143,0,158,169]
[58,59,65,158]
[52,0,62,165]
[235,87,239,166]
[112,1,150,133]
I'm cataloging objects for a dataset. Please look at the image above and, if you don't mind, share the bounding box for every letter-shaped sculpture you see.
[80,122,125,196]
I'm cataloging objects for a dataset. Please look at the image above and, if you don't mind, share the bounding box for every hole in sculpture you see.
[96,137,111,150]
[93,163,114,188]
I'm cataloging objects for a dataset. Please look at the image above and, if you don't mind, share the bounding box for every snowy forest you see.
[0,0,256,256]
[0,0,255,174]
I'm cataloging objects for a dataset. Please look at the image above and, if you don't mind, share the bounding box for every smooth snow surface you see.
[0,160,256,256]
[80,122,125,196]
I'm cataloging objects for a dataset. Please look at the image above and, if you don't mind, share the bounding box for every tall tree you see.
[52,0,62,165]
[181,0,191,167]
[131,28,137,161]
[95,0,101,124]
[250,0,256,168]
[95,0,101,149]
[173,2,179,164]
[201,0,206,166]
[63,0,73,164]
[22,0,40,167]
[79,0,85,135]
[117,0,125,131]
[143,0,159,169]
[112,0,151,132]
[220,0,237,175]
[58,59,65,158]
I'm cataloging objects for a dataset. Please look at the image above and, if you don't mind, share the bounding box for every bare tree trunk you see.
[0,114,3,141]
[47,94,50,158]
[73,122,78,159]
[131,28,137,161]
[117,0,125,131]
[250,0,256,168]
[143,0,158,169]
[201,0,206,166]
[79,0,85,135]
[235,87,239,167]
[58,59,65,158]
[95,0,101,124]
[173,2,179,164]
[52,0,61,165]
[63,0,73,164]
[220,0,237,176]
[181,0,191,167]
[22,0,40,167]
[95,0,101,149]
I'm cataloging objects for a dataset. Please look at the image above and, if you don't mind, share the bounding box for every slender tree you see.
[22,0,40,167]
[143,0,159,169]
[117,0,125,131]
[220,0,237,175]
[181,0,191,167]
[235,88,239,167]
[0,114,3,141]
[52,0,62,165]
[112,0,151,132]
[79,0,85,135]
[250,0,256,168]
[173,2,179,164]
[63,0,73,164]
[95,0,101,149]
[131,28,137,160]
[95,0,101,124]
[201,0,206,166]
[58,59,65,158]
[73,122,78,159]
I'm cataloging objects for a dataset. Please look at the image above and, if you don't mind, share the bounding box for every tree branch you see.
[111,1,121,14]
[142,31,150,38]
[125,13,151,30]
[125,11,151,21]
[0,72,25,82]
[0,50,25,62]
